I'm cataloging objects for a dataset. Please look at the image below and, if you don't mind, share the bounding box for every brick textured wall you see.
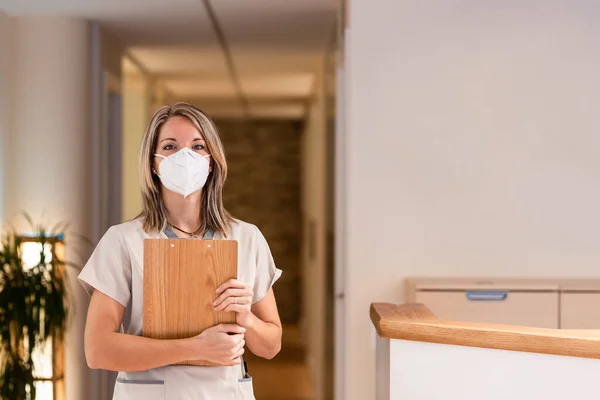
[216,119,302,324]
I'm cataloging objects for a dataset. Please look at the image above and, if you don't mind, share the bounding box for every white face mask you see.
[154,147,211,197]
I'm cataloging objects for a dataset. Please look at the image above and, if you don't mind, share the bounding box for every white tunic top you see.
[78,218,282,400]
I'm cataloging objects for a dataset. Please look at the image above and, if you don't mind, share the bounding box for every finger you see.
[215,295,253,311]
[214,296,235,311]
[232,347,245,359]
[213,288,249,307]
[215,293,252,311]
[232,336,246,350]
[217,324,246,334]
[230,342,245,357]
[215,279,239,294]
[228,332,245,345]
[223,304,251,314]
[216,279,250,294]
[230,356,242,365]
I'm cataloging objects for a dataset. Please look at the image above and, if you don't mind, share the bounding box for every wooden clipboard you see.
[142,238,238,366]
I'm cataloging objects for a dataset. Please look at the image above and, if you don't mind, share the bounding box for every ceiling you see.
[0,0,338,119]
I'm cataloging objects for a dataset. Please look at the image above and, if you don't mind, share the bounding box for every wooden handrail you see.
[371,303,600,360]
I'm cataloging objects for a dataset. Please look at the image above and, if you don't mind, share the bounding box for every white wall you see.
[0,11,12,224]
[302,68,328,399]
[342,1,600,399]
[8,16,92,399]
[121,66,150,221]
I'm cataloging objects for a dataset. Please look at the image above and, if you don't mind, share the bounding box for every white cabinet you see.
[415,290,558,328]
[561,293,600,329]
[407,278,600,329]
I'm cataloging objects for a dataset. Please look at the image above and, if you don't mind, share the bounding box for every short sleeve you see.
[252,226,282,304]
[78,226,132,308]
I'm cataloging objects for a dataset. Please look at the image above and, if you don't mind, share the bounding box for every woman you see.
[78,102,282,400]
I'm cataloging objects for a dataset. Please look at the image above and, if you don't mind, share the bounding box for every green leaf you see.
[0,215,82,400]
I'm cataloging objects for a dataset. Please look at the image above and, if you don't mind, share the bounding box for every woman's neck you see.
[162,190,203,233]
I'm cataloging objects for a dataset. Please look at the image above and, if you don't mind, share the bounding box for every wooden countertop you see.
[371,303,600,360]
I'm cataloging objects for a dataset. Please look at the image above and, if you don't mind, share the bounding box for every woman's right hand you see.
[190,324,246,365]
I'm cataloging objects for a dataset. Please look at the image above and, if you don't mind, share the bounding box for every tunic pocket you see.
[237,376,255,400]
[114,379,165,400]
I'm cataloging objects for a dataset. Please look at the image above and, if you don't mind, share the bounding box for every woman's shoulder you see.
[228,219,272,249]
[106,218,144,235]
[229,218,259,238]
[102,218,157,243]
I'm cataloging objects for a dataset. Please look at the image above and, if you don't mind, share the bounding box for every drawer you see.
[415,291,559,328]
[560,293,600,329]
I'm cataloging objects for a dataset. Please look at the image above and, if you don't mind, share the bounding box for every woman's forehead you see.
[159,116,204,140]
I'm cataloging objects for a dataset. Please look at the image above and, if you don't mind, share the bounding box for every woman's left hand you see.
[214,279,254,327]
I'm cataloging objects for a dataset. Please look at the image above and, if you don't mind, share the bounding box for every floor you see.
[245,325,314,400]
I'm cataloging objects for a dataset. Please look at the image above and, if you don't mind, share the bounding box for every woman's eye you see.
[193,144,205,151]
[163,144,175,150]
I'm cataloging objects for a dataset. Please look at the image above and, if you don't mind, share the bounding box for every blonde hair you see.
[138,102,234,235]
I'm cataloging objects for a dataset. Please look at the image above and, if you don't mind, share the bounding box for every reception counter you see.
[371,303,600,400]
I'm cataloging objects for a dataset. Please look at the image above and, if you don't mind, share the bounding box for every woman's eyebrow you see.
[193,137,206,142]
[160,137,177,143]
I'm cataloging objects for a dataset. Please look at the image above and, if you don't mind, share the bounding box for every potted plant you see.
[0,216,79,400]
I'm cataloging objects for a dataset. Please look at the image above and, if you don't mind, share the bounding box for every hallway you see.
[245,325,314,400]
[0,0,337,399]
